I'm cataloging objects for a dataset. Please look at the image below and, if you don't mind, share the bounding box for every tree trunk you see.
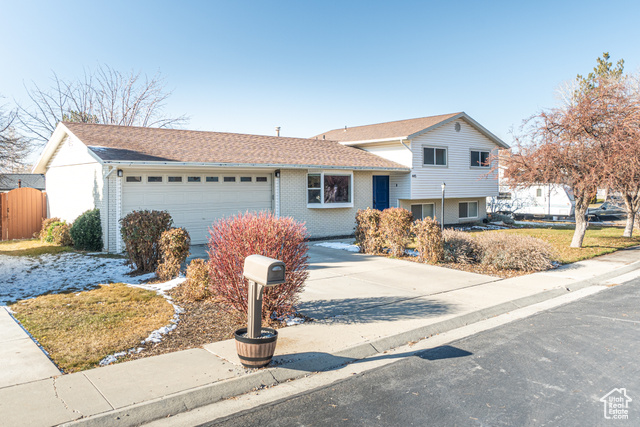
[622,192,640,238]
[571,207,589,248]
[624,212,636,238]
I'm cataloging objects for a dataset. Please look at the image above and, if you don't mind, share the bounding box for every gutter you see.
[399,139,411,152]
[102,161,410,172]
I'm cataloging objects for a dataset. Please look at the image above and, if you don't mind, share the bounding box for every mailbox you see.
[243,255,286,286]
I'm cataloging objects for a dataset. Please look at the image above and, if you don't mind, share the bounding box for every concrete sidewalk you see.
[2,244,640,427]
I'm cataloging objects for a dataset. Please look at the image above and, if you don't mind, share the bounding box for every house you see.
[315,112,508,223]
[0,174,45,192]
[32,112,507,253]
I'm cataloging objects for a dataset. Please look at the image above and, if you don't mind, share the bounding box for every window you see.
[459,201,479,219]
[147,176,162,183]
[411,203,435,221]
[240,177,252,182]
[536,188,542,197]
[206,176,219,182]
[423,147,447,166]
[470,150,490,167]
[126,176,142,183]
[188,176,201,183]
[256,177,268,182]
[224,176,236,182]
[168,176,182,183]
[498,192,512,200]
[307,172,353,207]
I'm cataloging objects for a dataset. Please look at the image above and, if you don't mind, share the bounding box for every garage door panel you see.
[122,172,273,244]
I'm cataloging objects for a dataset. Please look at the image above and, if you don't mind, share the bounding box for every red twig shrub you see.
[442,229,482,264]
[156,228,191,281]
[207,211,310,319]
[477,232,554,271]
[40,217,61,241]
[412,217,443,264]
[120,210,173,273]
[176,259,211,302]
[355,208,383,254]
[380,207,413,257]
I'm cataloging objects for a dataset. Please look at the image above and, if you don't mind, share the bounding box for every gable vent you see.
[455,122,461,132]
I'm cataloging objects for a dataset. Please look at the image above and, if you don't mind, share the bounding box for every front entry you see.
[372,175,389,210]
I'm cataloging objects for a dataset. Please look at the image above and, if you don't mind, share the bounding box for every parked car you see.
[587,202,626,220]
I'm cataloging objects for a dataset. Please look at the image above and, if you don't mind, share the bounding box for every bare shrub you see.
[355,208,383,254]
[176,259,211,302]
[208,211,309,319]
[442,229,482,264]
[477,232,554,271]
[39,217,61,241]
[156,228,191,281]
[120,210,173,273]
[49,223,73,246]
[379,208,413,257]
[412,217,443,264]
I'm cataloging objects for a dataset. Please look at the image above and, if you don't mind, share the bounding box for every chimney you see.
[275,127,281,137]
[18,179,22,188]
[344,126,347,131]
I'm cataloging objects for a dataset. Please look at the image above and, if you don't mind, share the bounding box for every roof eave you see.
[32,123,105,173]
[101,160,410,172]
[339,136,409,146]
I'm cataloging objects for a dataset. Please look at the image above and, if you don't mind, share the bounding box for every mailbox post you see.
[234,255,286,368]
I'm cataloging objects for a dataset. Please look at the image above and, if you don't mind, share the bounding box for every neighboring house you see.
[315,112,509,224]
[488,184,576,218]
[0,174,45,192]
[32,112,507,253]
[32,123,408,252]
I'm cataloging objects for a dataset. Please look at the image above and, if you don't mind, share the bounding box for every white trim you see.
[115,175,123,252]
[458,200,479,219]
[422,145,448,167]
[306,170,354,209]
[274,174,281,218]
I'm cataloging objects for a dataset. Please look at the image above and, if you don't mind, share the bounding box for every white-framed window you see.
[411,203,435,221]
[147,176,163,183]
[470,150,490,168]
[125,176,142,183]
[206,176,219,183]
[187,176,202,183]
[168,176,183,183]
[459,201,479,219]
[307,171,353,208]
[536,188,543,197]
[423,146,447,166]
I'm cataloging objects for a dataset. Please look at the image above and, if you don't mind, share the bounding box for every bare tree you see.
[18,64,188,144]
[0,100,31,176]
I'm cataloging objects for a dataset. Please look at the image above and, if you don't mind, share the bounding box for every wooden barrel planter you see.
[234,327,278,368]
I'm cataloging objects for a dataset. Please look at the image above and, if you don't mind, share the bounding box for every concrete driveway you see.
[300,243,498,321]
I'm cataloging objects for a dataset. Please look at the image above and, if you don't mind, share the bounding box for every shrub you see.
[379,207,413,257]
[39,217,61,241]
[208,211,309,319]
[477,232,553,271]
[488,213,515,225]
[156,228,191,281]
[70,209,103,251]
[355,208,383,254]
[120,210,173,273]
[442,229,482,264]
[48,222,73,246]
[412,217,443,264]
[176,259,211,302]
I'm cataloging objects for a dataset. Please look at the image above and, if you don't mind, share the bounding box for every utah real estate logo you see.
[600,388,632,420]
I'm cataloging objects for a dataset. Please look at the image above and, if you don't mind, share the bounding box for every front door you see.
[372,175,389,210]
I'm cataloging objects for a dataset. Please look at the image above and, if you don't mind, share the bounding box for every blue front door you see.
[373,175,389,210]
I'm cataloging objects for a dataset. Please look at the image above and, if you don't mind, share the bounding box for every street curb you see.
[62,259,640,427]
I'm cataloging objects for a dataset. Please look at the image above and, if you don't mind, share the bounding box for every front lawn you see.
[474,225,640,264]
[9,283,175,373]
[0,239,72,256]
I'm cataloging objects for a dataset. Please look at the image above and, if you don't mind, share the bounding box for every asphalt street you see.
[208,279,640,427]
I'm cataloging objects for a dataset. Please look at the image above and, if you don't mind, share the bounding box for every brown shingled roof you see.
[63,122,408,171]
[314,112,463,142]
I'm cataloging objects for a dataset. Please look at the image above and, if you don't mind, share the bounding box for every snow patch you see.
[314,242,360,252]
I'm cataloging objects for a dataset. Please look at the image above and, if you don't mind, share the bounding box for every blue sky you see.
[1,0,639,148]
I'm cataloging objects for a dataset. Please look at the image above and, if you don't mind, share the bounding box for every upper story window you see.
[307,172,353,208]
[423,147,447,166]
[470,150,490,168]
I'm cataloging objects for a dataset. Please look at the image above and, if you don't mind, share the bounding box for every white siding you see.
[45,136,104,226]
[410,119,499,199]
[357,141,413,167]
[389,172,410,207]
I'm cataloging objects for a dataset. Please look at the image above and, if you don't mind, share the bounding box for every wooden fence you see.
[0,187,47,241]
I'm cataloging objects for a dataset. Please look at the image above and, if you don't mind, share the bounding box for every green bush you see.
[477,233,553,271]
[120,210,173,273]
[442,229,482,264]
[39,217,61,241]
[70,209,103,251]
[45,222,73,246]
[355,208,383,254]
[380,208,413,257]
[156,227,191,281]
[412,217,443,264]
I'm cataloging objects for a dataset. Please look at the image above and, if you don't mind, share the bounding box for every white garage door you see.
[122,170,273,244]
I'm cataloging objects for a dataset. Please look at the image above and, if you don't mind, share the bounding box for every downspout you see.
[399,139,411,152]
[399,139,411,209]
[103,167,116,252]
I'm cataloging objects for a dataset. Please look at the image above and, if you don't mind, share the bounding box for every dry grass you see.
[9,283,174,373]
[475,226,640,264]
[0,239,72,256]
